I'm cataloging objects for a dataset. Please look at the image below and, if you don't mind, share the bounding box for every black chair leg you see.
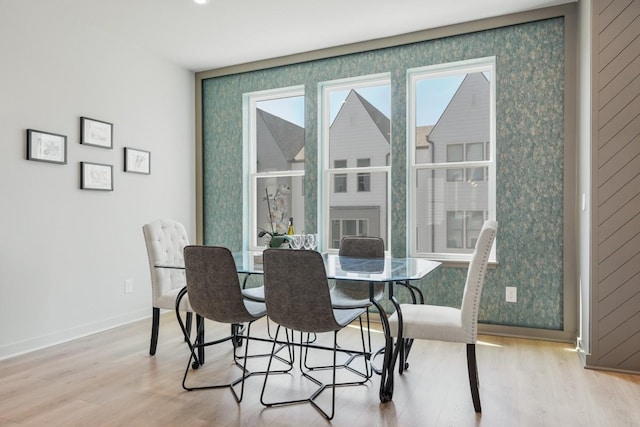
[185,312,193,342]
[150,307,160,355]
[466,343,481,413]
[397,338,405,374]
[230,323,246,348]
[196,315,205,364]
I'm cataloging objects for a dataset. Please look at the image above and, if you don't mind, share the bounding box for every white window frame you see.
[242,85,305,251]
[407,57,497,262]
[318,73,391,254]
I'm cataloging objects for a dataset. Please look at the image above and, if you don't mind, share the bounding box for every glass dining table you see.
[157,250,440,403]
[237,251,440,402]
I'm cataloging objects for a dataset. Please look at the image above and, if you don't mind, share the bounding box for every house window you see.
[446,144,464,181]
[446,211,464,248]
[466,142,486,181]
[319,73,391,252]
[408,57,496,261]
[243,86,305,250]
[465,210,485,248]
[334,160,347,193]
[447,142,488,182]
[331,219,368,249]
[446,210,486,249]
[357,158,371,192]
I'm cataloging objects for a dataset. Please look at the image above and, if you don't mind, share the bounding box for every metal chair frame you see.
[260,248,369,420]
[178,246,293,402]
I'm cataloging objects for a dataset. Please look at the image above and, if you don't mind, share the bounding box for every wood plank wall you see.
[591,0,640,372]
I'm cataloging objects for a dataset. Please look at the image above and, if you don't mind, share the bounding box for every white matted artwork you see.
[80,117,113,149]
[124,147,150,174]
[80,162,113,191]
[26,129,67,164]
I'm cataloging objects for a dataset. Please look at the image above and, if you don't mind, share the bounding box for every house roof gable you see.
[257,108,304,162]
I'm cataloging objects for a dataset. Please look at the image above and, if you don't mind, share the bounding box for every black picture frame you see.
[80,162,113,191]
[26,129,67,164]
[124,147,151,174]
[80,117,113,149]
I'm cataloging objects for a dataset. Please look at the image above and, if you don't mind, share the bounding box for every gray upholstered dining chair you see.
[238,273,273,337]
[180,245,279,402]
[142,219,200,356]
[388,219,497,413]
[330,236,386,308]
[330,236,385,353]
[260,248,368,420]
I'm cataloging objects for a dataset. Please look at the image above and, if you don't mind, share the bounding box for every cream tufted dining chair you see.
[143,219,200,356]
[388,219,497,413]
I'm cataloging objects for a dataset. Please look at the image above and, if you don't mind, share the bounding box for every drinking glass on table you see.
[289,234,303,250]
[303,233,317,250]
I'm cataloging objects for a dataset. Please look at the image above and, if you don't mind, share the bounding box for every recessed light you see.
[193,0,209,4]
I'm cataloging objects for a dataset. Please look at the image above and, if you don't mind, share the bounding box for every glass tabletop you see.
[232,251,440,282]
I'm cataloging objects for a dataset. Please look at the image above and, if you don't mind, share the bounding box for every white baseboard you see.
[0,308,150,361]
[478,323,575,343]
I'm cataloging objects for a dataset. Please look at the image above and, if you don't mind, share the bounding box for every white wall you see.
[0,1,195,359]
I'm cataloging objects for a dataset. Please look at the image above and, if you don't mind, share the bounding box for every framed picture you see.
[80,117,113,149]
[124,147,150,174]
[26,129,67,164]
[80,162,113,191]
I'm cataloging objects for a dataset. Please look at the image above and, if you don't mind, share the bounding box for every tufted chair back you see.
[142,219,192,311]
[460,219,498,343]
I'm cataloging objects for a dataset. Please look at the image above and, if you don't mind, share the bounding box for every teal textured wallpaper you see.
[202,18,565,330]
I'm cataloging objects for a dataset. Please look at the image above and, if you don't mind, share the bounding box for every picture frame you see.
[80,162,113,191]
[80,117,113,149]
[124,147,151,174]
[26,129,67,164]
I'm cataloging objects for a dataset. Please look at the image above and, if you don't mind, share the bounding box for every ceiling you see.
[49,0,575,72]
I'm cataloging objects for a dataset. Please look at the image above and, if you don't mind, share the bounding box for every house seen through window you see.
[320,74,391,250]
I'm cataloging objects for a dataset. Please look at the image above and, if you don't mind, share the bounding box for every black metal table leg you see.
[371,280,407,403]
[371,298,394,402]
[176,287,203,368]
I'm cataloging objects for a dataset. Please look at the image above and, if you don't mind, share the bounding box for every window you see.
[446,210,485,249]
[334,160,347,193]
[446,142,488,182]
[465,210,485,248]
[243,86,305,250]
[446,211,464,248]
[408,57,496,261]
[319,73,391,252]
[446,144,464,181]
[357,158,371,192]
[331,219,368,248]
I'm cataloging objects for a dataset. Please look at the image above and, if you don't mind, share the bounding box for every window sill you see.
[430,259,498,269]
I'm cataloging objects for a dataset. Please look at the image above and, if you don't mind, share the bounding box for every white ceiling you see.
[50,0,575,72]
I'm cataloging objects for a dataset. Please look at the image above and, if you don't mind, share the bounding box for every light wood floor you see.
[1,314,639,427]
